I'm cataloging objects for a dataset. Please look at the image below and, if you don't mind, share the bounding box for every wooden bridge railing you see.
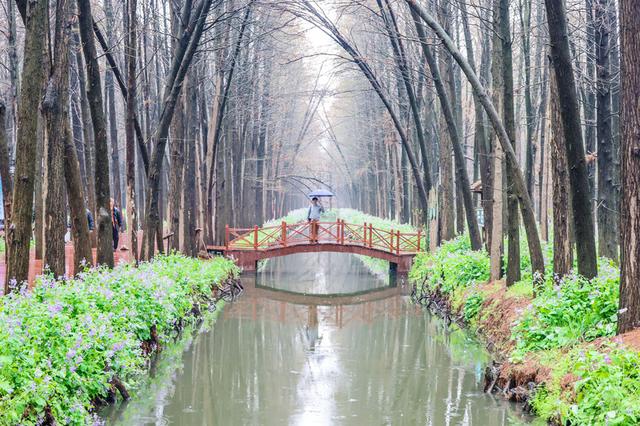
[225,220,424,255]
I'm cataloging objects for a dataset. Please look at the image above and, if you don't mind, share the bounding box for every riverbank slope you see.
[410,236,640,425]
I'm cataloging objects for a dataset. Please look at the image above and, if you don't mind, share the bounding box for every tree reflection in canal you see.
[102,253,536,425]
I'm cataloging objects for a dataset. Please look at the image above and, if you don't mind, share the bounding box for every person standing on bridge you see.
[307,197,324,243]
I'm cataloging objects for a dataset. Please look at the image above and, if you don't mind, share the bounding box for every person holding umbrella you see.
[307,197,325,243]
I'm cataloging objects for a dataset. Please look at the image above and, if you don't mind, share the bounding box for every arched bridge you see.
[210,220,424,279]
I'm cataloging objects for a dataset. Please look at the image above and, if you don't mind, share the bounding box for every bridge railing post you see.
[389,229,394,252]
[417,229,422,252]
[340,220,345,244]
[368,224,373,248]
[225,225,230,250]
[253,226,259,250]
[363,222,367,246]
[281,221,287,246]
[396,230,401,255]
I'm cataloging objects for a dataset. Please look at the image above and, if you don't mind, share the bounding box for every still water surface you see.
[102,253,534,425]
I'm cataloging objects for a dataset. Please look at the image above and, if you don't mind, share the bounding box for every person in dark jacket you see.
[86,208,95,231]
[110,198,123,250]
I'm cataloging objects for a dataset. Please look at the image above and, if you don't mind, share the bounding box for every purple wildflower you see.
[48,302,63,316]
[66,349,77,361]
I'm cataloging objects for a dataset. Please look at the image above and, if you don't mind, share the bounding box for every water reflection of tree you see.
[130,284,531,425]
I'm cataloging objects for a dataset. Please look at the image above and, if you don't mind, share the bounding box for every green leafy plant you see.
[0,254,238,425]
[511,263,619,359]
[463,293,484,323]
[410,235,489,295]
[531,345,640,425]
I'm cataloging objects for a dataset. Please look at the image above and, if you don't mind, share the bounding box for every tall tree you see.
[0,102,11,275]
[6,0,49,289]
[595,0,619,261]
[77,0,114,267]
[43,0,75,277]
[498,0,521,285]
[104,0,123,209]
[550,61,573,278]
[617,0,640,334]
[125,0,139,262]
[544,0,598,278]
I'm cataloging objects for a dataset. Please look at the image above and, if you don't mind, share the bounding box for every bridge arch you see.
[225,242,414,276]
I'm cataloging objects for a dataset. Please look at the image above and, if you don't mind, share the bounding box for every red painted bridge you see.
[210,220,424,278]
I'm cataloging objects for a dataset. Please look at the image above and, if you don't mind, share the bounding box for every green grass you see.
[0,254,238,425]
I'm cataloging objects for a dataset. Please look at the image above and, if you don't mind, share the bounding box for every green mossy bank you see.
[0,255,239,425]
[410,236,639,425]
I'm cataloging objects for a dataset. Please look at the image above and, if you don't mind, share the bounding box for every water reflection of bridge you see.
[222,278,416,328]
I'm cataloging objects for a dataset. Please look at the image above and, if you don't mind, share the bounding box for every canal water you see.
[101,253,535,425]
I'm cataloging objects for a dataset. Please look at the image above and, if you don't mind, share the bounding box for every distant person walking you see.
[307,197,324,243]
[86,208,95,231]
[110,198,123,250]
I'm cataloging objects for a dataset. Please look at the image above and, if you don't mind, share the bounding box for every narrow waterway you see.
[102,253,534,425]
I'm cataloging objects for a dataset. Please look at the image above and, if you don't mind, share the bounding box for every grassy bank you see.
[411,237,639,425]
[0,254,238,425]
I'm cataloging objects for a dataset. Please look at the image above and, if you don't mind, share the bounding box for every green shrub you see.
[0,254,238,425]
[511,262,619,360]
[463,293,484,322]
[410,236,489,295]
[531,345,640,425]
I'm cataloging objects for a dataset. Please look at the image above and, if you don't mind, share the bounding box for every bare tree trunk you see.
[125,0,139,262]
[544,0,598,278]
[0,103,12,279]
[520,0,535,198]
[183,72,198,257]
[72,18,96,228]
[7,0,19,153]
[617,0,640,334]
[169,91,186,252]
[255,56,272,227]
[77,0,114,267]
[595,0,619,261]
[34,117,44,261]
[6,0,49,289]
[498,0,521,285]
[43,0,76,277]
[460,0,492,248]
[103,0,123,210]
[490,145,504,281]
[550,64,573,278]
[584,0,597,199]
